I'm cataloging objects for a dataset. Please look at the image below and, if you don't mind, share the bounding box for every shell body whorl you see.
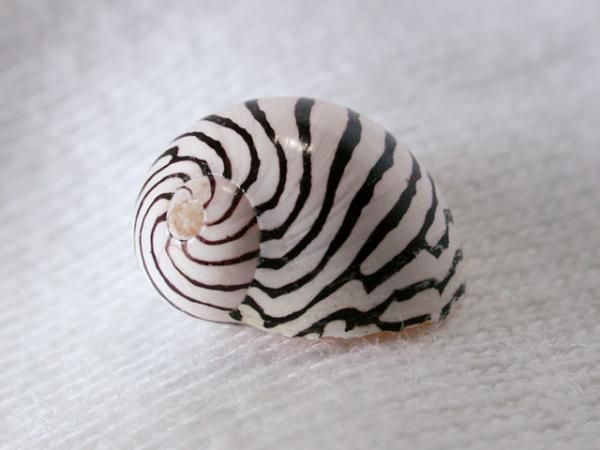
[134,97,466,338]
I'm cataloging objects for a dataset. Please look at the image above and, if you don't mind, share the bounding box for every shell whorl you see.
[134,97,466,338]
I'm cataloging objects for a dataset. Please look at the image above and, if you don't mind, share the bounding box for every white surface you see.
[1,1,599,449]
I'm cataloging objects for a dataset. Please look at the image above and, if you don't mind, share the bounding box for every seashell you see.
[134,97,466,338]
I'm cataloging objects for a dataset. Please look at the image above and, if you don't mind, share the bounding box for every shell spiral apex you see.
[134,97,466,338]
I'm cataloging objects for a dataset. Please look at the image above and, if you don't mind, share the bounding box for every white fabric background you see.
[1,1,599,449]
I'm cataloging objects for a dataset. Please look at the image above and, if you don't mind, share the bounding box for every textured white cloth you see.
[1,1,599,449]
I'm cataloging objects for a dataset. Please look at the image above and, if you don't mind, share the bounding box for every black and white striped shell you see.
[134,97,466,338]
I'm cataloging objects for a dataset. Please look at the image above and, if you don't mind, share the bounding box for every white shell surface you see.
[134,97,466,338]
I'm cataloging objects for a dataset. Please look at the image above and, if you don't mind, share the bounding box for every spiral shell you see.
[134,97,466,338]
